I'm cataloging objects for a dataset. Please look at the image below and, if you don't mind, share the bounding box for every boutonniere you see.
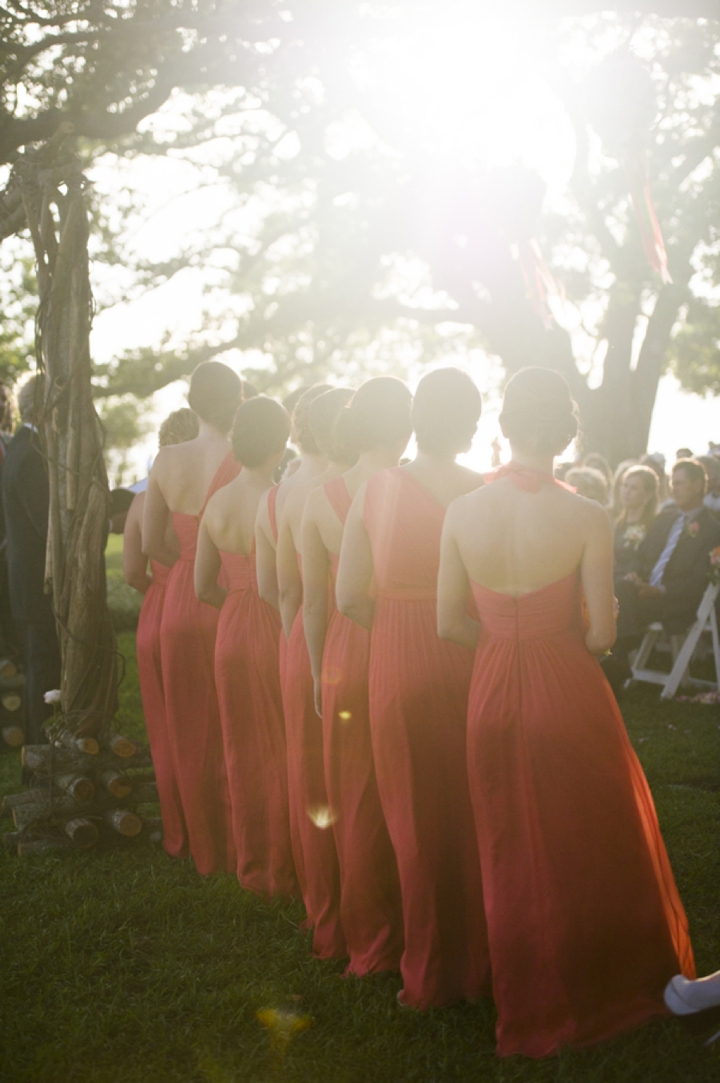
[623,523,646,548]
[686,520,700,538]
[709,546,720,585]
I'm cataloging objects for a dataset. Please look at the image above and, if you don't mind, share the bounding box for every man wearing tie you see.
[605,458,720,694]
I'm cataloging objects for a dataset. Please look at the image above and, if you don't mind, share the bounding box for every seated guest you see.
[610,457,639,519]
[564,466,608,506]
[605,458,720,691]
[613,464,658,581]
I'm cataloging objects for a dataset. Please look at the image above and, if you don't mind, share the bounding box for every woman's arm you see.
[194,514,226,610]
[581,505,617,655]
[255,497,280,610]
[301,498,330,717]
[122,494,151,594]
[277,515,303,641]
[141,459,177,567]
[437,506,480,650]
[336,488,375,630]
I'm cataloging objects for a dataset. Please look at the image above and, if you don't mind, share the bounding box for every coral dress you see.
[322,476,403,976]
[137,559,188,856]
[468,567,695,1055]
[215,546,298,898]
[363,467,490,1008]
[159,453,239,876]
[278,498,345,959]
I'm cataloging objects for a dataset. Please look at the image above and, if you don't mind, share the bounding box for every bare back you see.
[439,475,616,655]
[203,471,266,557]
[450,479,609,596]
[152,433,231,515]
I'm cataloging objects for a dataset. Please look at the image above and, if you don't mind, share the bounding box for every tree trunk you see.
[17,132,117,740]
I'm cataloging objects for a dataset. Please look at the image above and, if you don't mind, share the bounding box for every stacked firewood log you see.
[1,733,159,855]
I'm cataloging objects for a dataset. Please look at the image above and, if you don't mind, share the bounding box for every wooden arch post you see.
[17,130,117,738]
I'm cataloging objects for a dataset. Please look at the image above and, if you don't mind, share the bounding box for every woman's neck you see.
[411,450,457,471]
[624,505,644,524]
[245,464,276,490]
[508,448,555,476]
[346,446,400,482]
[196,417,229,442]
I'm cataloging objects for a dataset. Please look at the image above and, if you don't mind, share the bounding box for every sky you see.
[84,8,719,483]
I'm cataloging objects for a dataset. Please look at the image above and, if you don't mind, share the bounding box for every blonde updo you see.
[500,367,579,456]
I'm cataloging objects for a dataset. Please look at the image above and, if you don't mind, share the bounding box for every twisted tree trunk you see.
[14,131,117,738]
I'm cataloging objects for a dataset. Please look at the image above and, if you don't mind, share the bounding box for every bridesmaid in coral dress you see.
[301,377,412,976]
[438,366,695,1057]
[336,368,491,1009]
[143,362,242,875]
[275,386,354,959]
[194,396,297,899]
[123,408,198,858]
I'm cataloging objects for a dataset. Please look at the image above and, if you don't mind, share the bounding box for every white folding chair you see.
[630,582,720,700]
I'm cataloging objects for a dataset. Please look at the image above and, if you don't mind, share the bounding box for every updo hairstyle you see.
[187,361,243,434]
[158,407,199,448]
[500,367,578,456]
[291,383,332,454]
[334,376,412,463]
[564,466,608,505]
[412,368,482,458]
[231,395,290,467]
[308,387,355,462]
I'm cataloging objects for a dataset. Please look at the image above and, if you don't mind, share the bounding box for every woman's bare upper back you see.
[450,478,609,597]
[203,473,261,557]
[402,458,483,509]
[152,434,230,515]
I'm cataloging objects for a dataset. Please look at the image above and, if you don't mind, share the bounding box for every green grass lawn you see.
[0,621,718,1082]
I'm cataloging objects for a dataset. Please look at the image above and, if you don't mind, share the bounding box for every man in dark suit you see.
[606,458,720,691]
[2,375,60,746]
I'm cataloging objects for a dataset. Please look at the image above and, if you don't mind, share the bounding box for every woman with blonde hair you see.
[613,464,659,581]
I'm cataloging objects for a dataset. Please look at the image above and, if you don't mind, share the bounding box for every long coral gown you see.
[215,546,298,899]
[467,507,695,1055]
[159,452,240,876]
[363,467,490,1008]
[278,496,345,959]
[136,560,188,856]
[322,476,404,976]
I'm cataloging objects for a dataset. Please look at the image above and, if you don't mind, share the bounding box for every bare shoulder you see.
[304,483,330,521]
[571,491,612,531]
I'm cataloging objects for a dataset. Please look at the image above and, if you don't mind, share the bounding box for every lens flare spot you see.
[338,710,352,722]
[307,804,338,829]
[256,1007,312,1051]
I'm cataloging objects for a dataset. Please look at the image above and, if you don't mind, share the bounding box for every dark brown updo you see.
[500,367,579,456]
[231,396,290,468]
[412,368,482,458]
[187,361,243,434]
[334,376,412,462]
[308,387,355,462]
[291,383,332,454]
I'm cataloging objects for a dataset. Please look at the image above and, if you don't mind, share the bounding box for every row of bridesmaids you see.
[124,362,694,1058]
